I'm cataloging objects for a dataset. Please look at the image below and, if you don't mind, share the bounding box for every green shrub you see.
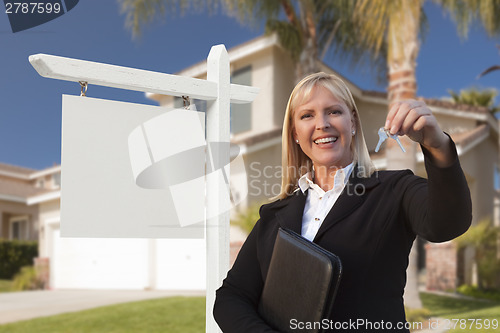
[0,240,38,279]
[230,203,264,234]
[12,266,44,291]
[457,284,500,302]
[405,307,431,325]
[0,279,14,292]
[454,218,500,290]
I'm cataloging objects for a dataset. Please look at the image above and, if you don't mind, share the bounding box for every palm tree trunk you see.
[385,0,422,310]
[295,36,320,81]
[294,1,320,83]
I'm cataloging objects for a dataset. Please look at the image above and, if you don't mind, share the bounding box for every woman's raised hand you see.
[385,100,454,167]
[385,100,449,150]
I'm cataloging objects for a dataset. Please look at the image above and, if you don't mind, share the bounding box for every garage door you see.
[51,227,149,289]
[155,239,206,290]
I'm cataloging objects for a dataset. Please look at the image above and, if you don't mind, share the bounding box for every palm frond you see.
[221,0,283,27]
[435,0,500,39]
[265,20,302,61]
[318,0,389,84]
[352,0,395,57]
[477,65,500,78]
[118,0,217,38]
[325,20,389,85]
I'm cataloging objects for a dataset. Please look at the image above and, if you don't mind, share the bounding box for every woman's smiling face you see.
[292,85,355,170]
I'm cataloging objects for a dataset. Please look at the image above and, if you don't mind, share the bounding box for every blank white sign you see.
[60,95,204,238]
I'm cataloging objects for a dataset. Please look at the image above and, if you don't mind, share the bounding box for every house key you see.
[374,127,406,153]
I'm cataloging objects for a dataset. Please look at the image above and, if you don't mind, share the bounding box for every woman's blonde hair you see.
[274,72,376,200]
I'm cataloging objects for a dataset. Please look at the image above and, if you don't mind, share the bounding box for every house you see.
[150,34,499,290]
[0,162,60,242]
[0,160,208,289]
[0,162,60,284]
[3,34,497,290]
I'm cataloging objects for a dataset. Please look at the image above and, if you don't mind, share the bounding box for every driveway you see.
[0,289,204,324]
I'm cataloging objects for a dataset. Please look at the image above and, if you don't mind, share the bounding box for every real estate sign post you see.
[29,45,258,333]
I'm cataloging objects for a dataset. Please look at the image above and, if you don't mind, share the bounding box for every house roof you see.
[453,124,491,156]
[0,162,36,179]
[0,178,52,202]
[422,99,490,114]
[362,91,491,114]
[0,162,61,204]
[452,124,489,146]
[0,162,61,180]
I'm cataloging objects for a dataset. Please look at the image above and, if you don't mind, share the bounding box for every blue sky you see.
[1,1,499,170]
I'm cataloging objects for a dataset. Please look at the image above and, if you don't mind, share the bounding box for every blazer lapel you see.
[313,167,380,242]
[275,190,307,234]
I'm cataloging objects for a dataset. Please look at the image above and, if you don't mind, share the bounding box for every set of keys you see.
[374,127,406,153]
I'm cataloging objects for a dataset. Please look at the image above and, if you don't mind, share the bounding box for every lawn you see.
[0,280,13,293]
[0,296,206,333]
[1,292,499,332]
[421,292,500,332]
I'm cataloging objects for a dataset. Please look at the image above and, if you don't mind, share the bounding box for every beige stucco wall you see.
[272,46,295,128]
[230,46,293,209]
[355,99,388,152]
[245,47,275,135]
[459,135,498,225]
[433,113,479,135]
[244,143,283,207]
[230,44,295,136]
[451,136,498,286]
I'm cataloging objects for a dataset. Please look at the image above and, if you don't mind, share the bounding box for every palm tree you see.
[118,0,387,82]
[353,0,500,309]
[353,1,424,310]
[354,0,500,104]
[354,0,423,103]
[222,0,389,81]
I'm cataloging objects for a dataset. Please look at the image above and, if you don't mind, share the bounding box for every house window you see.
[52,173,61,188]
[230,66,252,135]
[36,179,45,188]
[9,216,29,240]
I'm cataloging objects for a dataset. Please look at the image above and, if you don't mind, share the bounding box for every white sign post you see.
[30,45,258,332]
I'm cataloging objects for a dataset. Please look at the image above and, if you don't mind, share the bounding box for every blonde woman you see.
[214,72,471,332]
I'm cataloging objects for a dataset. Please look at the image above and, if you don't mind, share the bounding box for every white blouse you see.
[298,163,354,241]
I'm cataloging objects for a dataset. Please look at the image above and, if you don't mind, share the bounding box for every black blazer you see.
[214,143,472,332]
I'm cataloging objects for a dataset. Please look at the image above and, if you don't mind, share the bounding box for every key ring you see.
[182,96,190,110]
[375,127,406,153]
[79,81,88,97]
